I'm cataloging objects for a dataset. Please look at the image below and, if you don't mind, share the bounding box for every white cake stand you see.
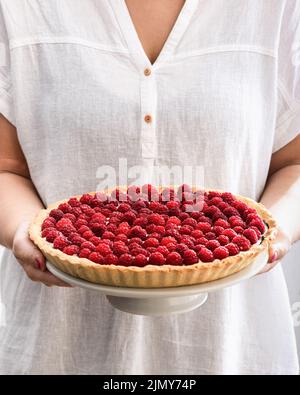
[46,249,268,316]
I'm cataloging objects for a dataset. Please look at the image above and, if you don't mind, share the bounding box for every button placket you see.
[140,67,157,159]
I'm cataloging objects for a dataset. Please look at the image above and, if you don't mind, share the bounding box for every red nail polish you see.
[270,251,278,263]
[35,259,41,270]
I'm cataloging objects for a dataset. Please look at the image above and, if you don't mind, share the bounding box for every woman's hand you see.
[12,220,71,287]
[258,227,292,275]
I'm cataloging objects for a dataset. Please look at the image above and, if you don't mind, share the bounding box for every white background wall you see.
[0,244,299,367]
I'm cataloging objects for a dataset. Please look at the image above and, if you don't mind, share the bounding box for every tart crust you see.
[29,187,278,288]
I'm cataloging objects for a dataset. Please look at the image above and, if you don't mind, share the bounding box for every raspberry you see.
[79,248,92,258]
[196,222,211,233]
[198,216,212,224]
[204,205,220,218]
[82,230,94,240]
[233,226,244,234]
[245,213,260,224]
[156,246,169,257]
[197,247,214,262]
[214,219,230,229]
[56,218,76,233]
[114,234,128,243]
[148,213,165,226]
[144,238,160,248]
[243,228,259,244]
[117,203,131,213]
[165,242,177,252]
[223,207,239,218]
[41,227,53,238]
[191,230,204,239]
[133,217,148,227]
[161,236,177,246]
[90,223,106,235]
[176,243,189,256]
[81,241,96,251]
[149,252,166,266]
[128,237,143,245]
[167,216,181,226]
[248,218,265,234]
[80,194,94,205]
[81,205,95,218]
[129,226,147,240]
[213,246,229,260]
[165,252,183,266]
[249,226,261,238]
[75,219,88,229]
[183,249,198,265]
[179,226,192,235]
[58,203,72,214]
[112,241,129,256]
[89,252,104,264]
[102,231,115,241]
[122,211,137,225]
[225,243,239,256]
[106,224,117,233]
[212,226,225,236]
[212,212,227,222]
[179,235,195,248]
[182,218,197,228]
[229,216,245,228]
[133,254,148,267]
[53,236,70,251]
[208,196,224,207]
[42,219,56,230]
[105,254,119,265]
[165,228,180,238]
[233,200,248,214]
[78,225,90,235]
[68,198,81,207]
[45,229,60,243]
[132,200,147,210]
[217,235,230,246]
[207,191,222,199]
[221,192,236,204]
[222,229,237,240]
[153,225,165,236]
[195,237,209,246]
[205,232,216,240]
[69,234,85,246]
[90,213,106,223]
[232,235,251,251]
[178,212,189,221]
[49,209,64,221]
[131,248,148,257]
[63,245,80,256]
[63,213,76,223]
[96,243,112,256]
[118,253,134,266]
[206,240,220,251]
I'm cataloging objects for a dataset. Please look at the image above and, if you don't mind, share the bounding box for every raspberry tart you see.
[29,185,277,288]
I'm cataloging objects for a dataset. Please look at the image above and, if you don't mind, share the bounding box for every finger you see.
[24,265,72,287]
[268,240,290,264]
[13,222,46,271]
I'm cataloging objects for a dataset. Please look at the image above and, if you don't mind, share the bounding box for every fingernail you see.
[270,251,278,263]
[35,259,42,270]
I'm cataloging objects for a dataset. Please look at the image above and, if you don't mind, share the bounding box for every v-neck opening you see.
[110,0,199,70]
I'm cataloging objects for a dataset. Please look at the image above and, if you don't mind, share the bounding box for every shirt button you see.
[144,68,152,77]
[144,115,152,123]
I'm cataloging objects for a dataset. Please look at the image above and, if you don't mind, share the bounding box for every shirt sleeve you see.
[273,0,300,153]
[0,4,15,126]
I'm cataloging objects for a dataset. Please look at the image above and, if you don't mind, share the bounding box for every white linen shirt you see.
[0,0,299,374]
